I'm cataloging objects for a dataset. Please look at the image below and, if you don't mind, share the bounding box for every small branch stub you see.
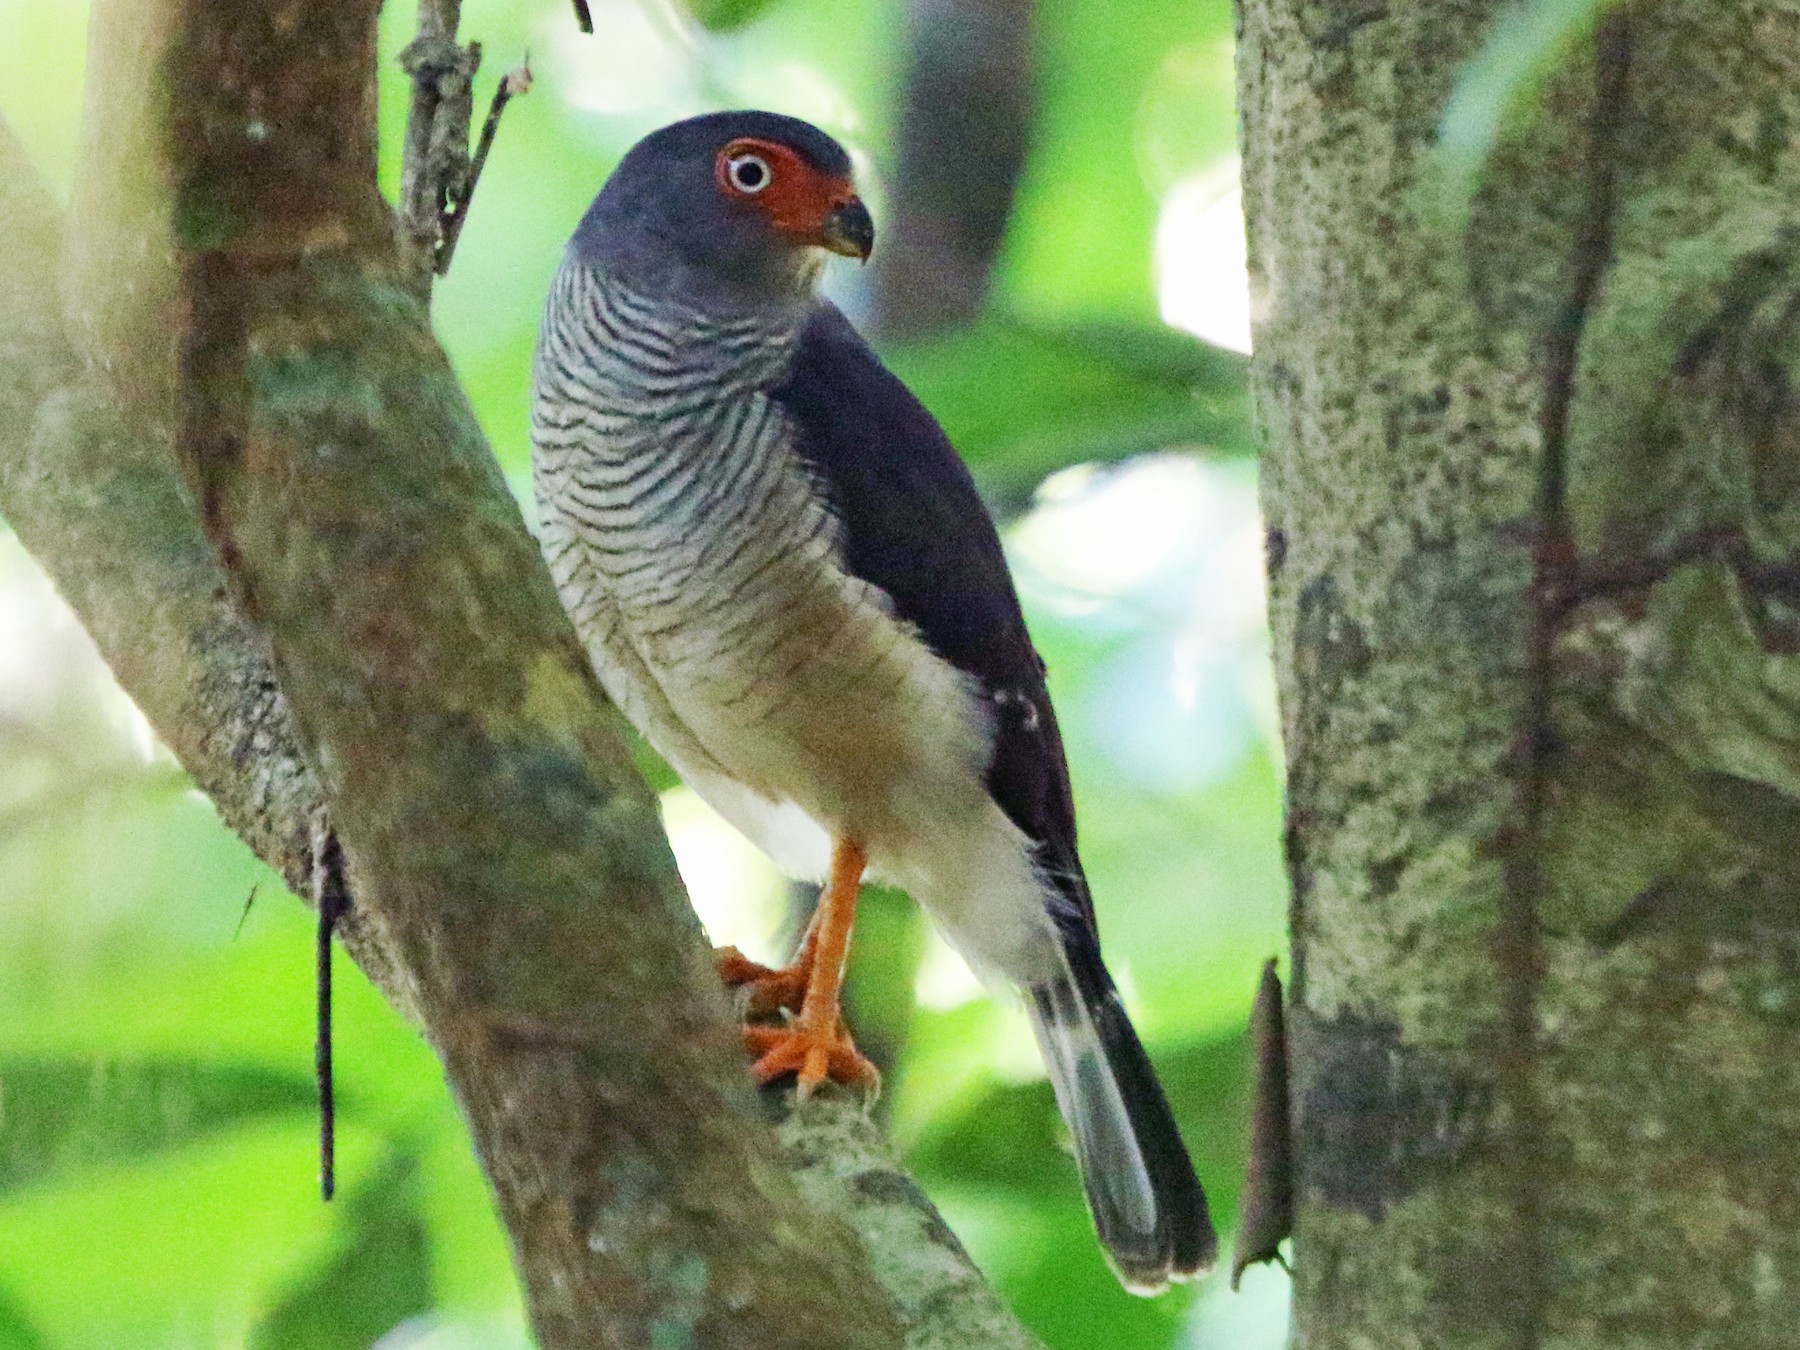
[1232,958,1293,1289]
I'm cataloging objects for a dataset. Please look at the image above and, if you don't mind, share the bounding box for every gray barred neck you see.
[543,251,812,400]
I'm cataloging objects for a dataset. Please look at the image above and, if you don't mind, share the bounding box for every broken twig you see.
[232,883,258,940]
[436,62,533,277]
[1233,958,1294,1289]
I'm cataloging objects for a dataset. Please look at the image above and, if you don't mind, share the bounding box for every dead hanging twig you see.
[314,0,526,1203]
[311,817,350,1202]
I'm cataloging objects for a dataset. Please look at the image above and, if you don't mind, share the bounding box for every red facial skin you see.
[714,137,862,254]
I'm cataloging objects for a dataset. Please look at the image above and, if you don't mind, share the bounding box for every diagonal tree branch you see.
[870,0,1035,339]
[0,5,1044,1346]
[160,7,889,1342]
[0,121,378,973]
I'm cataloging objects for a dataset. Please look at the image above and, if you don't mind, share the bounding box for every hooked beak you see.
[819,197,874,262]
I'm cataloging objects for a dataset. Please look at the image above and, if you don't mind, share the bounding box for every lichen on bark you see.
[1238,0,1800,1344]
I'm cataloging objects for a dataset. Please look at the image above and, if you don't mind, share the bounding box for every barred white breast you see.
[531,255,1060,983]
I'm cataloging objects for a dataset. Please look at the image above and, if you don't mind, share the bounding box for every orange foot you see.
[744,1020,879,1096]
[716,946,809,1018]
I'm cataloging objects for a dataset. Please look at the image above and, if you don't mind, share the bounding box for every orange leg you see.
[716,906,821,1017]
[740,839,877,1094]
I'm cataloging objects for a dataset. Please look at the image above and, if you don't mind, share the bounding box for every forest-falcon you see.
[530,110,1214,1292]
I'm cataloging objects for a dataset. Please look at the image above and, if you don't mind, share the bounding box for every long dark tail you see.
[1026,933,1216,1293]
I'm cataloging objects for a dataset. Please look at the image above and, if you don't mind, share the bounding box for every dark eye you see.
[725,153,772,194]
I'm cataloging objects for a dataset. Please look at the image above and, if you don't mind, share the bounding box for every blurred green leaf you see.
[993,1198,1196,1349]
[908,1031,1249,1203]
[251,1143,433,1350]
[1068,751,1287,1046]
[0,907,457,1130]
[906,1071,1066,1192]
[680,0,786,32]
[417,1116,526,1321]
[0,1119,382,1346]
[1001,0,1237,315]
[1052,320,1250,389]
[910,1185,1061,1316]
[843,885,929,1097]
[888,997,1022,1150]
[697,0,895,148]
[630,735,682,794]
[0,1283,47,1350]
[1430,0,1629,229]
[0,1058,313,1193]
[884,316,1252,512]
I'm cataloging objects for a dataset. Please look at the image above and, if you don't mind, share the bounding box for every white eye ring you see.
[725,153,772,195]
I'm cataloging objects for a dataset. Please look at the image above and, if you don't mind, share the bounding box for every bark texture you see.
[1239,1,1800,1345]
[0,1,1046,1345]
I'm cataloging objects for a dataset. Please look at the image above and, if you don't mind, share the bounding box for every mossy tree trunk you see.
[0,2,1049,1346]
[1237,1,1800,1344]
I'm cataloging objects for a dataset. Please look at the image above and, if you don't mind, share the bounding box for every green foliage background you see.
[0,0,1292,1346]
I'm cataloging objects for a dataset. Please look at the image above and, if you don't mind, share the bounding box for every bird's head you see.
[574,111,873,301]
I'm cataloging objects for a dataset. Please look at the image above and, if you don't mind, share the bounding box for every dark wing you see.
[772,303,1095,929]
[779,310,1212,1277]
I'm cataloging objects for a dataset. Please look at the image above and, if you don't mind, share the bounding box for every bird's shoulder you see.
[771,303,1094,923]
[772,305,1026,679]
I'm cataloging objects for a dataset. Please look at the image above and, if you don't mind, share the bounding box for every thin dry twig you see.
[233,884,258,940]
[436,61,533,276]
